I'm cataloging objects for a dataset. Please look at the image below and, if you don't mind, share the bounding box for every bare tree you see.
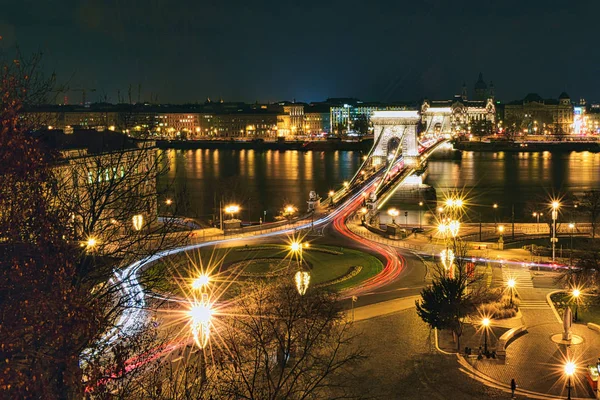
[0,51,189,398]
[215,279,363,400]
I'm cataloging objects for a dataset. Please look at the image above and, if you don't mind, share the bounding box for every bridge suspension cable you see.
[374,127,406,196]
[347,126,386,188]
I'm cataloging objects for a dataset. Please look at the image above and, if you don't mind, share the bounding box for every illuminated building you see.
[330,101,409,136]
[44,128,158,238]
[504,92,573,135]
[277,103,306,137]
[422,75,496,136]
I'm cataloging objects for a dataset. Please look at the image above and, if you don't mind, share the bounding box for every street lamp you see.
[493,203,499,228]
[388,208,399,225]
[507,278,516,307]
[225,204,240,220]
[564,361,576,400]
[189,293,212,385]
[419,201,424,229]
[569,223,575,266]
[192,273,210,290]
[85,237,98,250]
[572,288,581,322]
[165,198,173,206]
[532,212,543,232]
[440,248,455,277]
[551,201,560,262]
[481,317,491,354]
[290,241,310,295]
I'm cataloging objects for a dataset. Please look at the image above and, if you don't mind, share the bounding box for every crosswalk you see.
[501,266,551,309]
[502,266,534,289]
[518,299,550,309]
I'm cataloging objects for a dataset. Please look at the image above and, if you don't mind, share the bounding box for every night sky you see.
[2,0,599,104]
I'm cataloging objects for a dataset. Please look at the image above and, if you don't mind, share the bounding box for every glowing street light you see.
[295,271,310,295]
[189,293,212,349]
[343,181,349,188]
[132,214,144,231]
[551,201,560,262]
[448,220,460,237]
[192,273,210,290]
[440,248,455,277]
[189,292,212,386]
[481,317,491,354]
[328,190,335,198]
[564,361,576,400]
[225,204,240,220]
[507,278,516,306]
[572,288,581,322]
[165,198,173,206]
[85,237,98,250]
[388,208,399,224]
[290,241,310,295]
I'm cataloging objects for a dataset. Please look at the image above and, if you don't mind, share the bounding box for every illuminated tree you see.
[416,241,483,351]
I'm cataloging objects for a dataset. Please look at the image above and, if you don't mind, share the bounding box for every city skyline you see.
[2,0,599,104]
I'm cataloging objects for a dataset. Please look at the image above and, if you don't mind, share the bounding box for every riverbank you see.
[453,140,600,152]
[157,138,373,151]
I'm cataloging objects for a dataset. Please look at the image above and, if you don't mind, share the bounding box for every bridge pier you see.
[371,110,421,166]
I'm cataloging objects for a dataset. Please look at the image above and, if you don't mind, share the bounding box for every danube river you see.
[159,148,600,224]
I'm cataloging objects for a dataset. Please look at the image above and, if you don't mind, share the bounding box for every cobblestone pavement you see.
[349,309,508,399]
[471,283,600,399]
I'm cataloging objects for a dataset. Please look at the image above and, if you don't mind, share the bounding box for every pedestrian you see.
[510,378,516,398]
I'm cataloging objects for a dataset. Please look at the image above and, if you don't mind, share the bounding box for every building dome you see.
[474,73,487,90]
[558,92,570,100]
[523,93,544,103]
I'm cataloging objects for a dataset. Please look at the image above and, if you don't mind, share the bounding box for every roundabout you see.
[144,244,384,297]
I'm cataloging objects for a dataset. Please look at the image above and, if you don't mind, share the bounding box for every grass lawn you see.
[550,291,600,325]
[142,244,384,294]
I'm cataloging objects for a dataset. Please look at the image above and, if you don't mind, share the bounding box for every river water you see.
[159,147,600,224]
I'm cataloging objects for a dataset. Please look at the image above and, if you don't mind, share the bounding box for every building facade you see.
[504,93,573,135]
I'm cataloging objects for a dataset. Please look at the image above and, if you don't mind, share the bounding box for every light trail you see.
[97,141,443,351]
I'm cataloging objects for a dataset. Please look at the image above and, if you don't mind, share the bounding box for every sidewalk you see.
[348,295,419,322]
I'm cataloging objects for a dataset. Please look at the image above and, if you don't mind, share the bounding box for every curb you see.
[433,328,457,356]
[547,289,566,324]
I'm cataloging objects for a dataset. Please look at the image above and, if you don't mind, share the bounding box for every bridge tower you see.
[371,111,421,167]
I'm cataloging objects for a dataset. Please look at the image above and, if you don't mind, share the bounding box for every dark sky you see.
[2,0,599,104]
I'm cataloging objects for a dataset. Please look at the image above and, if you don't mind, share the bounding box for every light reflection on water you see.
[160,148,600,223]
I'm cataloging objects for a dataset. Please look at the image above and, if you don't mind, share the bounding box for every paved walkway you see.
[470,269,600,398]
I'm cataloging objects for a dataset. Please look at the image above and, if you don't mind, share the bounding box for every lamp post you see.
[532,212,543,233]
[493,203,499,229]
[564,361,575,400]
[291,241,310,295]
[225,204,240,221]
[419,201,424,229]
[482,317,491,354]
[569,223,575,266]
[388,208,399,225]
[507,278,516,307]
[551,201,560,262]
[189,293,212,386]
[572,288,581,322]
